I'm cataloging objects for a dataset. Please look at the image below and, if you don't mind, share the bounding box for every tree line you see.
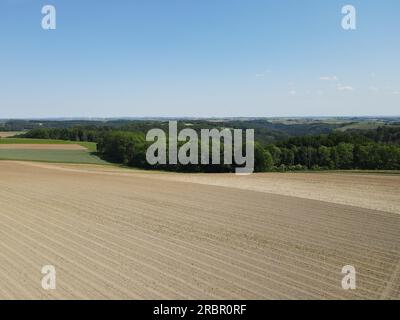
[20,125,400,172]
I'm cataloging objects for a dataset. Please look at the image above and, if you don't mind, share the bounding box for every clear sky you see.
[0,0,399,118]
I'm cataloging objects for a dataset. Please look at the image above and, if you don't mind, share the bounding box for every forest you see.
[14,122,400,172]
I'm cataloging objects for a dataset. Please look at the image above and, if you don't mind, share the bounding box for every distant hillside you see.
[3,117,400,144]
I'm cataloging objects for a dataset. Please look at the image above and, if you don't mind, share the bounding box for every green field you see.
[336,122,385,132]
[0,138,98,152]
[0,149,107,164]
[0,138,105,164]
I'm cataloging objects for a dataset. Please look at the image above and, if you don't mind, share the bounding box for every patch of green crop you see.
[0,138,97,152]
[0,149,107,165]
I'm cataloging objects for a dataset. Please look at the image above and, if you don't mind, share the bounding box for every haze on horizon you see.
[0,0,399,118]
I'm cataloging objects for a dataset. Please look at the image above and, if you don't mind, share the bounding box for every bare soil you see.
[0,161,399,299]
[0,132,24,138]
[0,144,86,150]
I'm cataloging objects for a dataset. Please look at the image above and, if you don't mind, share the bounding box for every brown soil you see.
[0,161,399,299]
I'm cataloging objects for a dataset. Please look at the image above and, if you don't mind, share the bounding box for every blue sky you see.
[0,0,399,118]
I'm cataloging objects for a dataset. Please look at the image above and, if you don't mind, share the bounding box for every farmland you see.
[0,138,98,152]
[0,160,399,299]
[0,132,25,138]
[0,138,104,164]
[0,150,106,164]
